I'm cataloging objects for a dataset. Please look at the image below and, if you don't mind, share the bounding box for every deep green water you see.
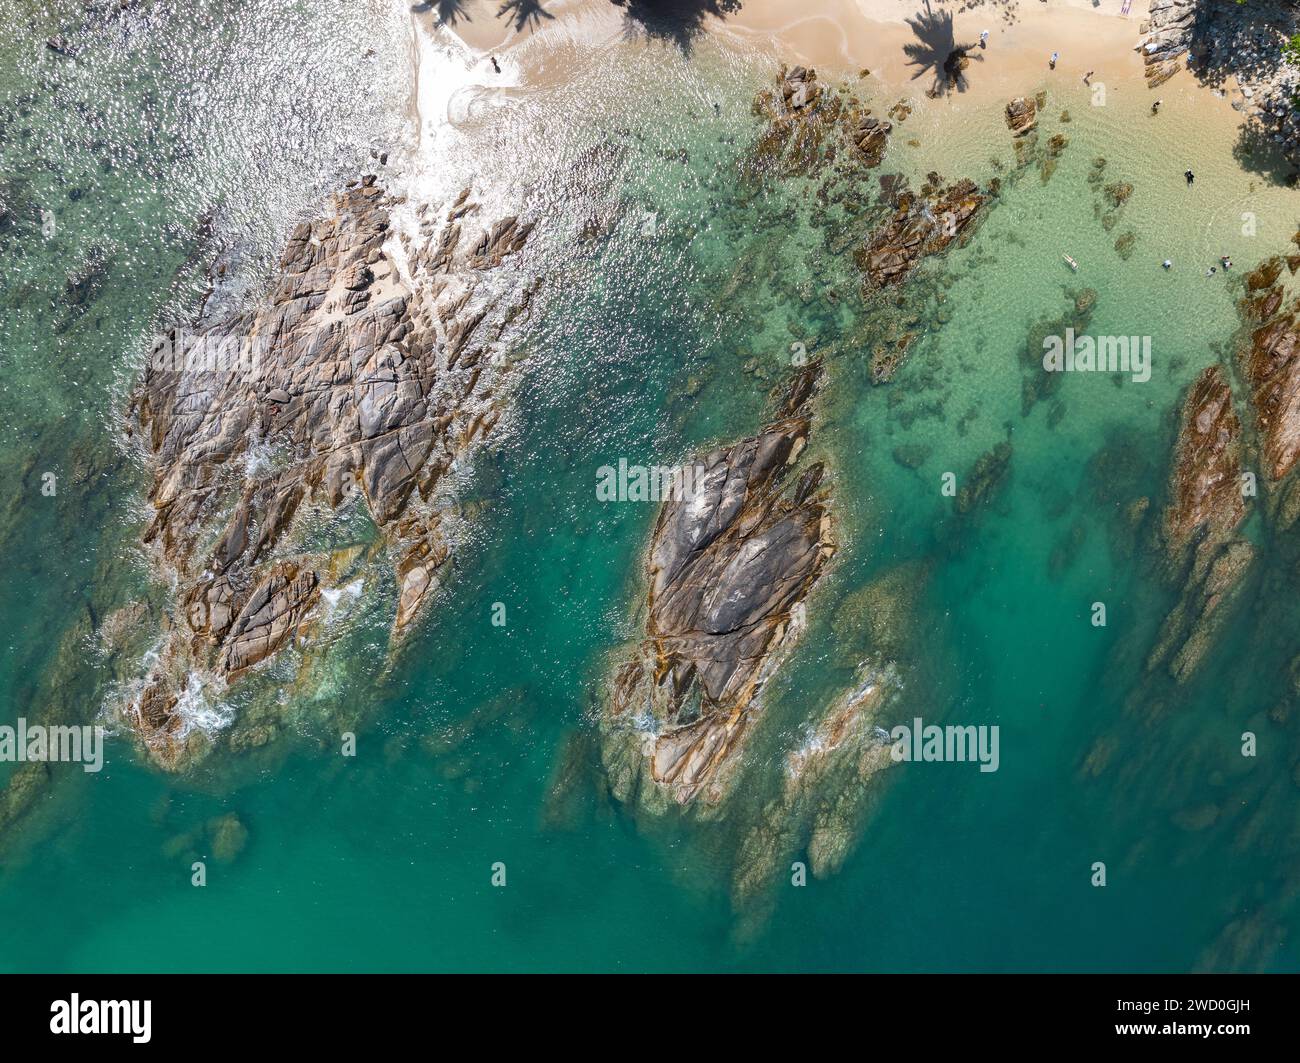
[1,0,1299,971]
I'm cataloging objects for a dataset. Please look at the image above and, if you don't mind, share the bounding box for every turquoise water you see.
[2,0,1299,971]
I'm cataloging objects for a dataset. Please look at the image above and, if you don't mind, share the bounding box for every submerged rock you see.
[957,441,1012,514]
[854,175,988,377]
[831,560,927,667]
[733,666,895,904]
[1147,537,1253,682]
[208,813,249,863]
[599,364,835,807]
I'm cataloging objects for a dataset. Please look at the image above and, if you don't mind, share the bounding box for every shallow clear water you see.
[1,0,1298,972]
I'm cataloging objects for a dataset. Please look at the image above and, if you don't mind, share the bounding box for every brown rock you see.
[1163,365,1245,553]
[601,365,835,806]
[125,178,538,767]
[1004,96,1037,137]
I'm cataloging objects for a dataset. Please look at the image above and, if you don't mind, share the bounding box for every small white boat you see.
[1063,254,1079,271]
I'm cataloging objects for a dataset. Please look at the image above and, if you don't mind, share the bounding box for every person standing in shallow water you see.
[1185,169,1195,185]
[491,56,501,73]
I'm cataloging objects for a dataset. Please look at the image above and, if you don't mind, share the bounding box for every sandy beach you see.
[409,0,1257,186]
[420,0,1159,96]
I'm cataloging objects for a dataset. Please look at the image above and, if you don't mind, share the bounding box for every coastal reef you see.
[737,64,989,385]
[749,65,894,179]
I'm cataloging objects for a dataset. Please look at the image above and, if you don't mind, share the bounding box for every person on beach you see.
[1083,70,1094,85]
[1151,99,1162,115]
[1050,52,1058,70]
[1185,169,1195,185]
[980,30,989,48]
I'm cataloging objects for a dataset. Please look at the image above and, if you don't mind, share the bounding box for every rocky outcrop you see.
[957,441,1012,514]
[1004,96,1037,137]
[1137,0,1200,87]
[779,65,823,113]
[1163,365,1246,553]
[749,65,892,177]
[783,671,894,876]
[600,365,835,807]
[1148,366,1252,682]
[1141,1,1300,171]
[1239,260,1300,483]
[849,113,892,167]
[857,176,985,292]
[729,557,927,914]
[123,177,537,768]
[1143,259,1300,683]
[850,171,988,383]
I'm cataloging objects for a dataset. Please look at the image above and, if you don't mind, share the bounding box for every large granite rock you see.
[1239,261,1300,484]
[1149,367,1253,682]
[122,177,536,767]
[1163,365,1246,554]
[600,365,835,807]
[1137,0,1200,86]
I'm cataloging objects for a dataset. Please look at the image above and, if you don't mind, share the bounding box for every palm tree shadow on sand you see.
[498,0,555,32]
[904,0,982,97]
[410,1,472,26]
[416,1,744,55]
[610,0,744,53]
